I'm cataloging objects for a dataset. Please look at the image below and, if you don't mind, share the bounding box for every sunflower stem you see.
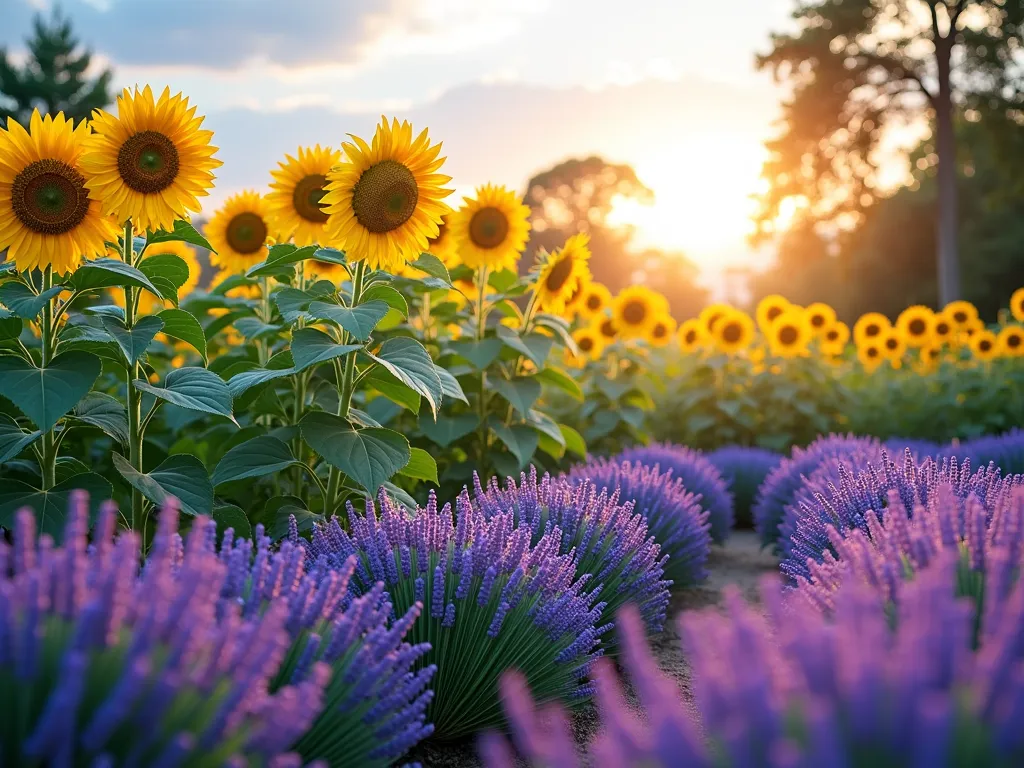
[39,267,57,491]
[475,266,490,472]
[122,219,145,533]
[326,260,366,512]
[291,262,307,497]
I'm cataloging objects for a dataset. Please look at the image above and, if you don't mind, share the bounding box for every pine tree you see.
[0,8,113,128]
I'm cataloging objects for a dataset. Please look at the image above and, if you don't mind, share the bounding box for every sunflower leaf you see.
[134,367,236,423]
[70,258,162,297]
[408,252,453,287]
[0,351,101,432]
[300,412,411,493]
[148,220,215,253]
[112,453,213,517]
[0,414,42,463]
[0,473,112,539]
[0,282,66,319]
[308,300,389,341]
[157,308,208,362]
[368,337,443,418]
[101,315,164,365]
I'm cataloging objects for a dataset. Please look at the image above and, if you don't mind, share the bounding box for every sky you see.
[2,0,797,291]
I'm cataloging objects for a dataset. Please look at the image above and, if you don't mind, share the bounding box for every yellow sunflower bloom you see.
[266,145,341,248]
[805,302,837,336]
[560,272,591,320]
[858,342,884,373]
[1011,288,1024,323]
[593,315,619,345]
[567,326,604,367]
[321,116,452,273]
[533,233,592,314]
[918,342,943,369]
[712,308,755,354]
[755,294,791,334]
[577,282,612,321]
[82,86,221,233]
[0,111,118,275]
[612,285,668,340]
[853,312,891,346]
[678,318,707,354]
[451,183,531,273]
[942,300,979,329]
[424,213,458,267]
[879,328,907,362]
[206,191,275,274]
[930,314,955,346]
[821,321,850,355]
[767,309,812,358]
[699,303,731,335]
[970,329,998,361]
[647,314,677,348]
[997,325,1024,357]
[896,305,936,348]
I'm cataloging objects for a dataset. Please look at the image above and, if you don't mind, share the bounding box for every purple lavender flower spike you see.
[298,487,604,741]
[617,442,734,542]
[753,433,882,550]
[0,494,325,767]
[706,446,783,529]
[566,458,711,588]
[957,428,1024,477]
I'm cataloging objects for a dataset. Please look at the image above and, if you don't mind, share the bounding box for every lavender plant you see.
[295,489,607,741]
[959,429,1024,476]
[217,525,435,765]
[0,492,325,766]
[706,446,782,528]
[781,449,1023,583]
[618,442,733,542]
[476,467,674,633]
[483,555,1024,767]
[563,459,711,587]
[753,433,880,550]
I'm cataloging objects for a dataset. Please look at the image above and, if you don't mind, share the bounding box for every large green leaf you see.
[212,504,253,538]
[418,412,479,447]
[365,368,421,413]
[361,285,409,317]
[0,282,65,319]
[398,447,438,484]
[70,258,160,296]
[0,414,41,463]
[488,417,539,469]
[226,366,294,398]
[211,435,299,486]
[233,317,281,341]
[300,412,410,493]
[157,308,207,362]
[0,473,112,538]
[0,312,22,341]
[101,315,164,364]
[308,300,389,341]
[369,337,443,417]
[0,351,101,432]
[148,220,215,252]
[290,328,361,372]
[246,244,319,278]
[560,423,587,458]
[451,338,503,370]
[496,326,554,367]
[140,254,191,306]
[71,392,129,445]
[134,367,235,423]
[535,366,584,401]
[490,376,542,416]
[112,453,214,516]
[408,252,453,286]
[434,365,469,404]
[274,283,335,323]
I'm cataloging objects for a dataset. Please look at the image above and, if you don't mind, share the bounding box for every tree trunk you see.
[934,34,960,304]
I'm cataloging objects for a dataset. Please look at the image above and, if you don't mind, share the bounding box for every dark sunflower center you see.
[545,256,574,293]
[586,295,601,310]
[827,330,839,342]
[766,306,783,323]
[292,174,330,223]
[622,300,647,325]
[118,131,179,194]
[935,321,950,335]
[579,337,594,352]
[469,207,510,249]
[11,158,90,235]
[810,314,826,328]
[778,325,798,345]
[908,318,927,336]
[979,339,992,352]
[685,330,697,344]
[722,322,742,343]
[707,312,724,331]
[351,160,419,234]
[953,311,967,323]
[226,212,268,255]
[865,323,880,337]
[1010,335,1022,349]
[600,319,616,338]
[867,347,879,358]
[885,338,898,351]
[652,323,667,339]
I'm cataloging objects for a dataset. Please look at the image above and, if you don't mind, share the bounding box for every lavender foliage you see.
[781,449,1023,583]
[217,524,434,765]
[478,467,674,633]
[959,429,1024,476]
[618,442,734,542]
[706,446,782,528]
[752,433,880,550]
[0,492,326,767]
[295,489,606,740]
[564,458,710,587]
[484,556,1024,767]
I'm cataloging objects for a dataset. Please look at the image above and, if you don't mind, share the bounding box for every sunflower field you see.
[2,88,1024,768]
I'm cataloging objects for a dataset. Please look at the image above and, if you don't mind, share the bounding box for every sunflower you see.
[755,294,791,334]
[647,314,677,348]
[577,282,612,321]
[321,116,452,273]
[997,325,1024,357]
[699,303,731,335]
[804,302,837,336]
[206,191,274,274]
[857,342,884,373]
[853,312,891,346]
[821,321,850,355]
[425,212,458,267]
[678,318,707,353]
[82,86,220,233]
[266,145,341,248]
[879,328,907,362]
[560,272,591,320]
[712,308,755,354]
[918,342,943,369]
[970,329,999,361]
[533,233,592,314]
[942,300,979,329]
[612,285,668,340]
[895,305,935,348]
[568,326,605,366]
[0,111,118,275]
[594,315,619,344]
[450,183,531,273]
[1011,288,1024,323]
[116,240,201,315]
[767,309,812,358]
